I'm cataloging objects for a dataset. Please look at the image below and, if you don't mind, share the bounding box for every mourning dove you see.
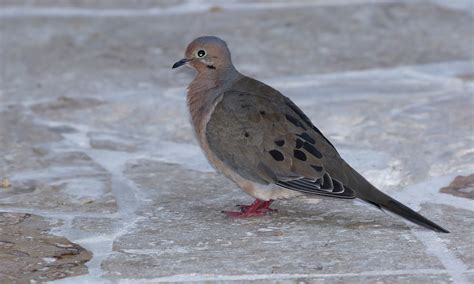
[172,36,449,233]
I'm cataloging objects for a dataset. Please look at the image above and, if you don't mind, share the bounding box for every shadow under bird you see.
[172,36,449,233]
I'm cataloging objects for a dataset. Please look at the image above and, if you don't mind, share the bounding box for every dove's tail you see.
[344,162,449,233]
[363,194,449,233]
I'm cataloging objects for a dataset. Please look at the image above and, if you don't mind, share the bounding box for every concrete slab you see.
[0,0,473,282]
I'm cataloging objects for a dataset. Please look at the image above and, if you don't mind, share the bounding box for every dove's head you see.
[172,36,234,73]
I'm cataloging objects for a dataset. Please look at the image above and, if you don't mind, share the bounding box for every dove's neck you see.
[187,67,241,135]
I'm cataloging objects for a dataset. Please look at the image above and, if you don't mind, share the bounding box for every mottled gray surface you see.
[0,0,473,283]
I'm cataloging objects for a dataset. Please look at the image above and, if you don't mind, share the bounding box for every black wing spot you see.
[311,165,323,172]
[285,100,337,150]
[269,150,284,161]
[295,139,303,149]
[241,104,251,109]
[275,140,285,147]
[293,150,307,161]
[303,142,323,159]
[206,65,216,69]
[260,110,266,115]
[297,133,316,144]
[244,132,249,138]
[285,114,307,130]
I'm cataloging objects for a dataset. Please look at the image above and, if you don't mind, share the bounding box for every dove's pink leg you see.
[223,199,276,218]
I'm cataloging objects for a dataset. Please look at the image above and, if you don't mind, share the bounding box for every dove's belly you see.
[238,180,304,201]
[205,146,302,201]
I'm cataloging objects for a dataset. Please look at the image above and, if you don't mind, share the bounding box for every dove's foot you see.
[223,199,276,218]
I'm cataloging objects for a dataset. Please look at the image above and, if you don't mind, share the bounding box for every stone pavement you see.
[0,0,473,283]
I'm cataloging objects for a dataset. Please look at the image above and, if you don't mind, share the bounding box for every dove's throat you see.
[187,69,241,136]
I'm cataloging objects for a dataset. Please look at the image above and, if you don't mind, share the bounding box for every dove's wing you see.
[205,79,355,199]
[205,76,449,233]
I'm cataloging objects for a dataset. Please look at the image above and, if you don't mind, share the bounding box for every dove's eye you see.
[197,50,206,58]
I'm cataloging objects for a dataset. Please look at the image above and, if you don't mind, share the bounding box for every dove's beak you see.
[172,58,190,69]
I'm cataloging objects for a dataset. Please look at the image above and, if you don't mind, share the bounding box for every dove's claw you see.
[224,199,275,218]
